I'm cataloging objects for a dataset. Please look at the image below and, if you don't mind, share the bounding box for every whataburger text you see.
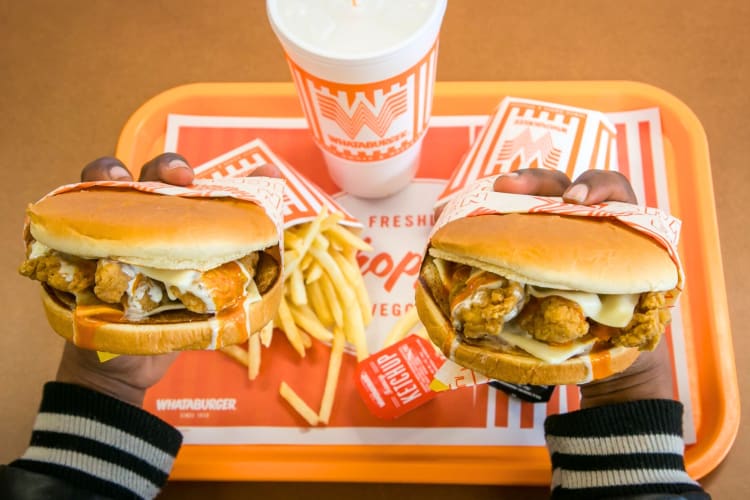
[155,398,237,411]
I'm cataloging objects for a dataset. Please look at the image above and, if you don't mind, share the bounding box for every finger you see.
[249,163,282,178]
[563,170,638,205]
[80,157,133,182]
[139,153,194,185]
[493,169,571,196]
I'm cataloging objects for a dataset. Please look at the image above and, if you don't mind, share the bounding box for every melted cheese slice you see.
[598,293,640,327]
[29,241,51,259]
[528,286,638,328]
[499,323,597,364]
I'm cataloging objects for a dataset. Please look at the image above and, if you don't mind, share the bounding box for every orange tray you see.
[115,81,738,485]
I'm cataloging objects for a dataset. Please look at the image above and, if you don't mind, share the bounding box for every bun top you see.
[429,213,678,294]
[27,188,279,270]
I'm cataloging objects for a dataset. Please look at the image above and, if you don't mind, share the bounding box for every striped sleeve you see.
[544,399,708,499]
[10,382,182,500]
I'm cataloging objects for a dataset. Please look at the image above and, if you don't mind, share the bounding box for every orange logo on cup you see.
[317,87,409,140]
[286,39,439,163]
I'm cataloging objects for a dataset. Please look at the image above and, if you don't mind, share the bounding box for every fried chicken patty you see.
[170,253,259,314]
[517,296,590,344]
[616,292,671,350]
[19,241,279,318]
[19,250,96,294]
[449,264,526,340]
[420,255,670,351]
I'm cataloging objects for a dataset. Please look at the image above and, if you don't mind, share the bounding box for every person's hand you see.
[79,152,195,185]
[56,153,198,407]
[492,168,637,205]
[492,169,674,408]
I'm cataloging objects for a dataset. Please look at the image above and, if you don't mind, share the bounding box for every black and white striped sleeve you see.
[9,382,182,500]
[544,399,708,499]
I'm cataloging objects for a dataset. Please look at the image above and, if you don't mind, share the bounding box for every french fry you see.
[308,246,369,360]
[326,224,373,252]
[304,261,323,283]
[300,330,313,349]
[288,266,308,305]
[312,232,329,251]
[307,279,334,327]
[308,246,347,293]
[341,296,369,361]
[283,249,299,271]
[259,321,274,348]
[332,251,372,325]
[320,211,345,230]
[289,303,334,343]
[299,254,315,273]
[279,382,319,426]
[276,297,306,358]
[318,273,344,327]
[220,344,248,367]
[340,243,358,263]
[284,207,328,277]
[383,306,420,348]
[318,326,345,424]
[247,332,261,380]
[284,230,303,248]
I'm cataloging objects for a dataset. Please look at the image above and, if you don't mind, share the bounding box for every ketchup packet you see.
[355,335,444,420]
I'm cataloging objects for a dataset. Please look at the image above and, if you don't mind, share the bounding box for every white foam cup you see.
[267,0,448,198]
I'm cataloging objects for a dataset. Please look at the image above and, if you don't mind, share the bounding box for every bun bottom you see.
[414,281,640,385]
[40,277,283,355]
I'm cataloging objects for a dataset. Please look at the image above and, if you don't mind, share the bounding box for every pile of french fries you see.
[221,207,374,425]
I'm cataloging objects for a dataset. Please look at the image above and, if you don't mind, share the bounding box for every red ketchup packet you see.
[355,335,444,420]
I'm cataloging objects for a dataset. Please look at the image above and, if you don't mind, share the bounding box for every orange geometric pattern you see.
[497,129,562,170]
[317,87,409,139]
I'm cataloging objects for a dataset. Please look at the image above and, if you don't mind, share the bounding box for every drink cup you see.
[267,0,448,198]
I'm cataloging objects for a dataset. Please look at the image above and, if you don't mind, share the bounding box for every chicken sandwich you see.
[415,212,680,385]
[20,186,282,354]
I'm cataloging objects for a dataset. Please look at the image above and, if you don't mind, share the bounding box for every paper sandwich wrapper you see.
[429,174,684,391]
[436,96,618,208]
[193,138,362,230]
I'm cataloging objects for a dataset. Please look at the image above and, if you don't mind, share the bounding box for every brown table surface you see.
[2,0,748,498]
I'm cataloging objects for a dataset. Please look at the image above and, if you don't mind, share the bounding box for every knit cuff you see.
[544,399,706,499]
[11,382,182,500]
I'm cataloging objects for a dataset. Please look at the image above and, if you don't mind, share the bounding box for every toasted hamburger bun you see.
[27,188,278,270]
[415,212,679,385]
[22,186,282,354]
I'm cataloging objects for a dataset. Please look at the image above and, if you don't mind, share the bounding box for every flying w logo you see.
[497,129,562,170]
[317,88,409,139]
